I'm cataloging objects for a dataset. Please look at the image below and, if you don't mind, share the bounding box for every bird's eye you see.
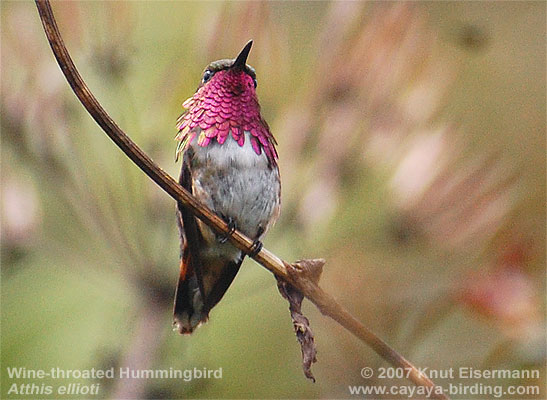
[253,78,257,88]
[202,70,213,83]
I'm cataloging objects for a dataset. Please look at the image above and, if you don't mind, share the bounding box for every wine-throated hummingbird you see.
[173,41,281,334]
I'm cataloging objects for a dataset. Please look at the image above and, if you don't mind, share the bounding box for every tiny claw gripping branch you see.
[34,1,449,398]
[218,217,237,244]
[249,240,263,257]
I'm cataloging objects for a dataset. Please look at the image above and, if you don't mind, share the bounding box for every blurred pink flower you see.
[456,241,543,339]
[1,177,41,247]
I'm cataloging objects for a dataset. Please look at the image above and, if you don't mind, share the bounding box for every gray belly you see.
[190,133,280,246]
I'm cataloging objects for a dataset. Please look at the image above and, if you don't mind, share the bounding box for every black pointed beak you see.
[232,40,253,71]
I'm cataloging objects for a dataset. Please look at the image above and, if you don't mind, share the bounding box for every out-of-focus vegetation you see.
[1,2,545,399]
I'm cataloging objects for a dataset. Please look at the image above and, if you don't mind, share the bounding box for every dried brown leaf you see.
[276,259,324,382]
[277,277,318,382]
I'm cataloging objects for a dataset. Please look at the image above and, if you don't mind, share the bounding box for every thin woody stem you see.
[34,1,449,398]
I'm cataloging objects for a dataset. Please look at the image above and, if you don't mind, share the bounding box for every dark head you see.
[176,40,278,164]
[197,40,257,93]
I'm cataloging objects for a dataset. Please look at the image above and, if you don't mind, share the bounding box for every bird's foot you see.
[218,217,236,244]
[249,239,263,257]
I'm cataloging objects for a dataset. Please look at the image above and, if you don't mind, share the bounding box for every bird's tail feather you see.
[173,254,206,335]
[173,252,244,335]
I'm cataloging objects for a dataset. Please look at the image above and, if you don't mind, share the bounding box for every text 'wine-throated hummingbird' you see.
[173,41,281,334]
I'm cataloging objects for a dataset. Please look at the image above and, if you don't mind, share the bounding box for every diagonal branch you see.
[34,1,449,398]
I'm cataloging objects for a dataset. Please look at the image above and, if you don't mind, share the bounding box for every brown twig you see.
[35,1,449,398]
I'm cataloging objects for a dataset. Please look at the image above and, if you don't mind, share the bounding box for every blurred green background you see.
[1,1,545,399]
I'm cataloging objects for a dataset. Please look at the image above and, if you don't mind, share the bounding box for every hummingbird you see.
[173,41,281,334]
